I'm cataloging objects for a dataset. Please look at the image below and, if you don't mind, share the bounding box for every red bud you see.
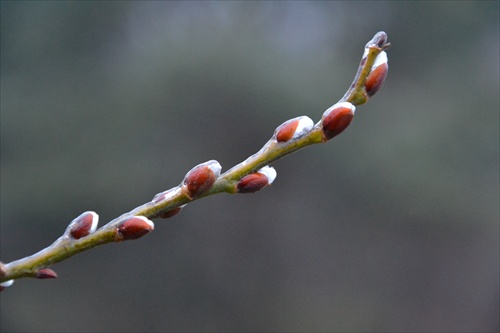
[276,119,299,142]
[321,102,355,140]
[237,173,268,193]
[183,160,221,199]
[184,167,215,198]
[275,116,314,143]
[365,51,388,97]
[237,166,277,193]
[365,62,388,97]
[68,211,98,239]
[158,206,182,219]
[36,268,57,279]
[116,216,154,241]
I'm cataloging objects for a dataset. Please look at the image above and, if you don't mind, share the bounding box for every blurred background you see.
[1,2,498,332]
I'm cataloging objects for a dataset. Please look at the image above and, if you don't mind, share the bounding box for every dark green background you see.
[1,1,498,332]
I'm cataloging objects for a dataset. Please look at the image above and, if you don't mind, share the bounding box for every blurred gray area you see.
[1,2,498,332]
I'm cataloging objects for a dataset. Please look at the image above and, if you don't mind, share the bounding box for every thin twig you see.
[0,32,390,290]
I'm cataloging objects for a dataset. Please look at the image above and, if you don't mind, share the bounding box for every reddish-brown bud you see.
[365,51,388,97]
[182,160,221,199]
[237,173,267,193]
[116,216,154,241]
[36,268,57,279]
[321,102,355,140]
[276,119,298,142]
[236,166,277,193]
[67,211,98,239]
[275,116,314,143]
[158,206,183,219]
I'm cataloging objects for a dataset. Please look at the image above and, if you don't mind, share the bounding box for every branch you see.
[0,32,390,291]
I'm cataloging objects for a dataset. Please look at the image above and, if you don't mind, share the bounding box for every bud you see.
[182,160,221,199]
[365,51,388,97]
[0,279,14,292]
[116,216,154,241]
[275,116,314,143]
[365,31,388,49]
[36,268,57,279]
[158,206,183,219]
[236,166,277,193]
[321,102,356,140]
[67,211,99,239]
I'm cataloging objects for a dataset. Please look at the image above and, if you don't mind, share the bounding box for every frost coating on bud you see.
[237,166,277,193]
[67,211,99,239]
[182,160,221,199]
[371,50,387,70]
[0,279,14,290]
[321,102,356,141]
[365,51,388,97]
[275,116,314,143]
[36,268,57,279]
[258,166,277,185]
[116,216,154,241]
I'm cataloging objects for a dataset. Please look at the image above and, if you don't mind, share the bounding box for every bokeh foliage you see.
[1,2,498,332]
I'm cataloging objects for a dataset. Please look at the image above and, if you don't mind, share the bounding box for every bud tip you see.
[36,268,57,279]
